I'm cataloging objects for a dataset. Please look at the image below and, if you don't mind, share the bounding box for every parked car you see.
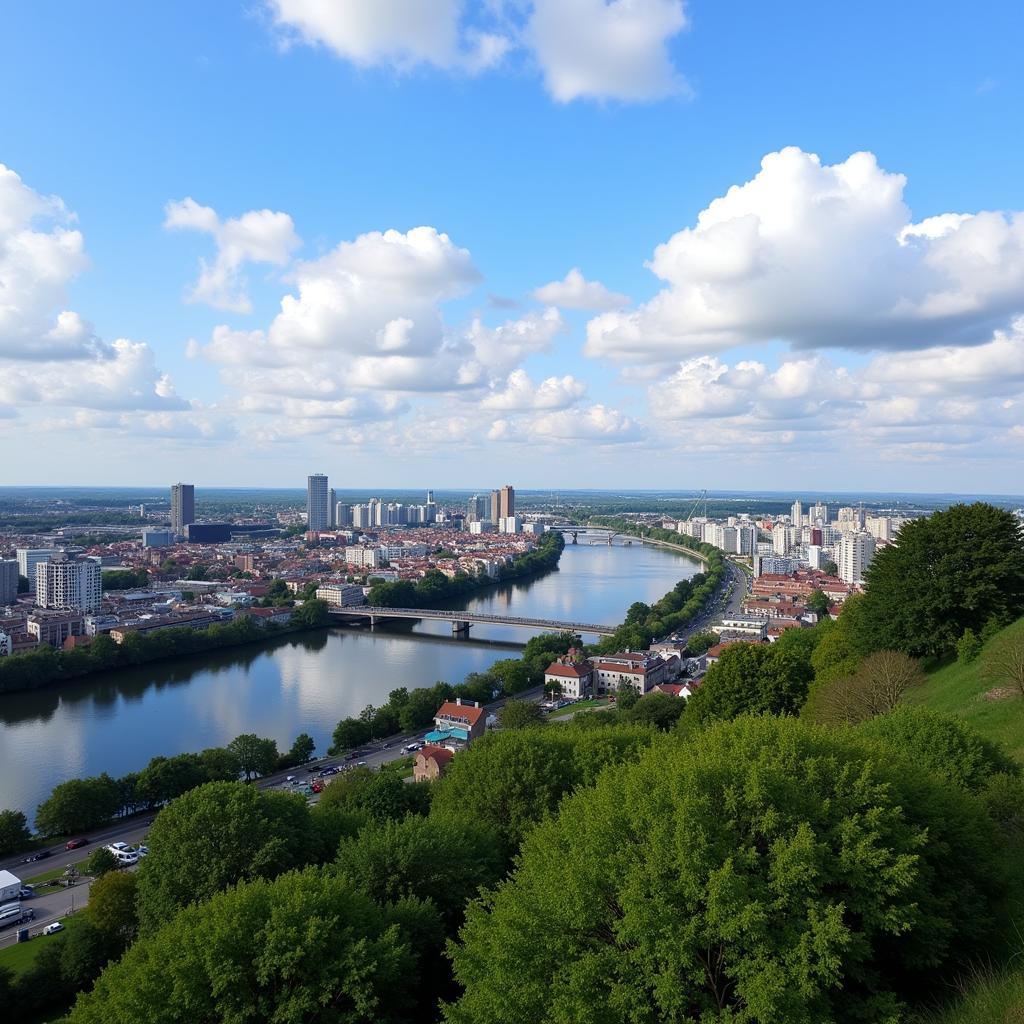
[286,775,296,782]
[42,921,64,935]
[404,743,421,752]
[357,761,367,767]
[66,837,89,850]
[31,850,51,861]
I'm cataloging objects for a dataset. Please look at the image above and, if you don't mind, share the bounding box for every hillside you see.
[906,616,1024,763]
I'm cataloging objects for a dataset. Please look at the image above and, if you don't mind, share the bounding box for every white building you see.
[772,524,790,555]
[791,500,802,526]
[35,557,102,613]
[837,532,876,585]
[344,546,383,569]
[16,548,60,594]
[316,583,365,607]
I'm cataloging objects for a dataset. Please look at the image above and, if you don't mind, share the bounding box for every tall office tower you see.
[837,532,876,585]
[35,556,102,613]
[499,484,515,522]
[307,474,329,532]
[328,488,337,528]
[426,490,434,504]
[466,494,488,522]
[791,499,802,526]
[489,489,501,524]
[0,559,18,603]
[171,483,195,535]
[335,503,352,528]
[16,548,60,594]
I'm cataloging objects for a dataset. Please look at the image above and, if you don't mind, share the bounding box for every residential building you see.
[344,546,382,569]
[414,745,455,782]
[328,488,337,528]
[791,500,802,526]
[427,698,486,745]
[772,524,790,555]
[591,651,673,696]
[142,529,174,547]
[466,494,488,522]
[0,559,18,604]
[171,483,195,535]
[713,615,770,640]
[489,489,501,524]
[108,609,222,642]
[544,650,593,699]
[499,485,515,522]
[307,474,330,532]
[16,548,60,594]
[28,610,84,647]
[35,556,102,613]
[316,583,365,607]
[335,503,353,528]
[837,531,876,585]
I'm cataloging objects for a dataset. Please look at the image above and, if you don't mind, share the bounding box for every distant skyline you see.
[2,2,1023,489]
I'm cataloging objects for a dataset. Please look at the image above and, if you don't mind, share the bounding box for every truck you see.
[0,902,35,929]
[0,869,23,904]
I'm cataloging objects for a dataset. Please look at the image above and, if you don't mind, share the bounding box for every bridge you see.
[327,605,618,636]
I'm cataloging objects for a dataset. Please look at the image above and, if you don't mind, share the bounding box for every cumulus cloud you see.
[530,403,644,443]
[464,307,565,375]
[586,147,1024,363]
[532,267,629,310]
[266,0,688,103]
[528,0,688,102]
[164,197,301,313]
[0,163,98,359]
[482,369,586,410]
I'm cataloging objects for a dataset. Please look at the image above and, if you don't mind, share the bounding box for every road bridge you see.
[328,605,618,636]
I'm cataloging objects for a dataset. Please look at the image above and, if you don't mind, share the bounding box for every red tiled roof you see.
[544,662,589,678]
[417,745,455,766]
[435,701,484,726]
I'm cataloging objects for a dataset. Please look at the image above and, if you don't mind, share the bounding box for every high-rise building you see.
[790,500,802,526]
[0,559,18,604]
[811,502,828,525]
[426,490,434,504]
[499,485,515,522]
[328,488,337,528]
[335,503,353,528]
[466,494,488,522]
[489,489,501,524]
[837,532,876,585]
[171,483,195,535]
[35,556,102,613]
[307,474,329,532]
[16,548,60,594]
[772,524,790,555]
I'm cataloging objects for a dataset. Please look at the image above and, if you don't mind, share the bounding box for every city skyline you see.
[2,3,1023,490]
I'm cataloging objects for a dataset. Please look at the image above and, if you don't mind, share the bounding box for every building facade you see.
[0,559,18,604]
[837,531,876,585]
[307,474,330,532]
[35,557,102,613]
[171,483,195,535]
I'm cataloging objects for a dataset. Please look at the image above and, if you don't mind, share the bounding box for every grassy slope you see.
[906,616,1024,1023]
[0,912,84,978]
[906,615,1024,764]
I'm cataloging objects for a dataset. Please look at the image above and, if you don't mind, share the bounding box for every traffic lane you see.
[0,875,97,949]
[2,824,152,876]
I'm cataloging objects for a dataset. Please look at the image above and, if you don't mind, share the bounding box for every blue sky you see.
[1,1,1022,491]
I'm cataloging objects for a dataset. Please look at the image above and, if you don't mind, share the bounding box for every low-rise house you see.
[651,682,693,699]
[28,610,84,647]
[240,606,294,627]
[705,640,750,665]
[713,616,769,640]
[425,698,486,745]
[108,609,223,643]
[413,745,455,782]
[592,651,672,696]
[543,649,593,699]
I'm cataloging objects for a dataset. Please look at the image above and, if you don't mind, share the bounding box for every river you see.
[0,539,700,821]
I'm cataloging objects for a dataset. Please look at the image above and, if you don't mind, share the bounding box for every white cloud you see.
[266,0,688,103]
[482,369,586,410]
[586,147,1024,363]
[528,0,688,102]
[0,163,97,359]
[164,197,301,313]
[532,267,629,310]
[464,307,565,374]
[530,403,644,442]
[267,0,507,72]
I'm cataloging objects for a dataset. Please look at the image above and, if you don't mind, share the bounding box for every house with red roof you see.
[426,698,486,745]
[414,745,455,782]
[543,649,594,699]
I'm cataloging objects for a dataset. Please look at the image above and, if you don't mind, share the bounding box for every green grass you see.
[24,866,73,886]
[547,698,609,719]
[907,616,1024,764]
[0,912,85,978]
[913,964,1024,1024]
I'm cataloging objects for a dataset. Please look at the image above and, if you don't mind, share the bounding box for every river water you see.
[0,539,700,821]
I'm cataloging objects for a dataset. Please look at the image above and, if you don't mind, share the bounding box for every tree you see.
[856,503,1024,658]
[813,650,926,724]
[329,717,372,754]
[86,870,139,946]
[135,781,315,932]
[498,698,545,730]
[84,846,119,878]
[287,731,316,764]
[956,627,983,664]
[447,717,1008,1024]
[227,733,279,780]
[615,679,640,710]
[291,597,330,628]
[623,691,686,731]
[823,559,839,577]
[35,774,121,835]
[185,564,208,581]
[983,629,1024,698]
[807,588,831,617]
[0,809,31,855]
[318,767,431,822]
[135,753,207,804]
[70,870,426,1024]
[685,630,718,656]
[198,746,241,783]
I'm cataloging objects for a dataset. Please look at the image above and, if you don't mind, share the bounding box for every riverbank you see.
[582,517,715,566]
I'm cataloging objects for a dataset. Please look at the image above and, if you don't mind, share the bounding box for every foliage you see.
[957,627,983,664]
[855,503,1024,658]
[333,816,503,928]
[856,707,1019,793]
[83,846,119,877]
[429,725,656,855]
[85,870,139,946]
[621,691,686,730]
[684,637,814,725]
[35,773,121,835]
[69,869,430,1024]
[982,629,1024,698]
[291,596,330,628]
[135,781,316,933]
[447,716,1009,1024]
[685,629,718,655]
[810,650,927,724]
[498,698,545,729]
[101,568,149,590]
[279,731,316,769]
[0,808,31,854]
[228,732,280,779]
[317,767,432,822]
[807,588,832,617]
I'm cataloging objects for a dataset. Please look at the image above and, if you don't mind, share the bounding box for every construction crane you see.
[684,489,708,521]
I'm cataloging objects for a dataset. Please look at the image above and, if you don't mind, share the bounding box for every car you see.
[343,752,357,761]
[66,837,89,850]
[404,742,421,752]
[32,850,51,861]
[109,841,131,852]
[305,765,318,773]
[286,775,296,782]
[42,922,64,935]
[356,761,367,767]
[19,888,34,899]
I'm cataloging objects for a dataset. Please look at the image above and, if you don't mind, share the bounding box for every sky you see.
[1,1,1023,492]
